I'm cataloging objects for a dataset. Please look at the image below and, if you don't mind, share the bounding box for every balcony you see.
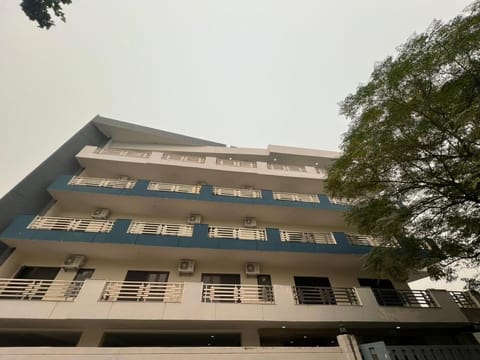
[1,215,374,255]
[201,284,274,304]
[27,216,114,233]
[101,281,183,302]
[48,175,350,229]
[76,146,329,194]
[0,280,471,326]
[292,286,359,305]
[0,278,83,301]
[372,289,438,308]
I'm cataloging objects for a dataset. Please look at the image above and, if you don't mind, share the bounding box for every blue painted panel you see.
[102,219,134,244]
[135,234,179,247]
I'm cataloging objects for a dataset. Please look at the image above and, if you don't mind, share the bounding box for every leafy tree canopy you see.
[327,1,480,285]
[21,0,72,29]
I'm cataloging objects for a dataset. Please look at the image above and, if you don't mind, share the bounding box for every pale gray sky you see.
[0,1,474,289]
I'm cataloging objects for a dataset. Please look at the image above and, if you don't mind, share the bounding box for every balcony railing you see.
[27,216,114,233]
[292,286,359,305]
[267,163,307,172]
[0,278,83,301]
[449,291,480,309]
[202,284,274,304]
[273,191,320,203]
[128,221,193,237]
[101,281,183,302]
[328,197,354,206]
[161,153,206,163]
[213,186,262,199]
[147,181,201,194]
[68,176,137,189]
[96,148,151,158]
[216,158,257,168]
[346,234,381,246]
[373,289,438,308]
[208,226,267,241]
[280,231,336,244]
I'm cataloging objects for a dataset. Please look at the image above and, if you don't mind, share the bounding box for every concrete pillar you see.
[241,328,260,346]
[77,328,104,347]
[337,334,362,360]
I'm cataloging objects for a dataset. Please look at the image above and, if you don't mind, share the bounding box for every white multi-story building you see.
[0,116,479,360]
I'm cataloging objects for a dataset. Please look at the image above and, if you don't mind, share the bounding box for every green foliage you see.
[327,1,480,283]
[20,0,72,29]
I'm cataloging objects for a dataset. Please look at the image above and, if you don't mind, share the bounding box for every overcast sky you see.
[0,1,474,289]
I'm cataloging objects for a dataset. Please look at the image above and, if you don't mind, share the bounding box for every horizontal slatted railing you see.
[449,291,480,309]
[273,191,320,203]
[267,163,307,172]
[208,226,267,241]
[0,279,83,301]
[202,284,274,304]
[216,158,257,168]
[101,281,183,302]
[68,176,137,189]
[346,234,381,246]
[213,187,262,199]
[161,153,206,163]
[292,286,359,305]
[373,289,438,308]
[27,216,114,233]
[280,230,336,244]
[96,148,151,158]
[147,181,201,194]
[128,222,193,237]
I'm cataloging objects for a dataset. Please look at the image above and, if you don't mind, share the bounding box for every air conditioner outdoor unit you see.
[178,259,195,274]
[187,214,202,224]
[91,208,111,220]
[245,262,261,276]
[243,217,257,228]
[62,255,86,271]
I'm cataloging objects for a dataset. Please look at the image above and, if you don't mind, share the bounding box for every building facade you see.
[0,116,479,360]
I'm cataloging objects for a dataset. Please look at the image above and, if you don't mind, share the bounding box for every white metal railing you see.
[292,286,360,305]
[27,216,114,233]
[0,278,83,301]
[202,284,274,304]
[68,176,137,189]
[280,230,336,244]
[147,181,201,194]
[96,148,151,158]
[128,221,194,237]
[101,281,183,302]
[216,158,257,168]
[161,153,206,163]
[450,291,480,309]
[315,168,328,177]
[328,197,355,206]
[267,163,307,172]
[213,186,262,199]
[346,234,381,246]
[208,226,267,241]
[273,191,319,203]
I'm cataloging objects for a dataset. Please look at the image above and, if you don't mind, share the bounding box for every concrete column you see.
[241,328,260,346]
[77,328,104,347]
[337,334,362,360]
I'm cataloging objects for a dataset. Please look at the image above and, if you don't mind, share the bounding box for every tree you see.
[20,0,72,29]
[326,1,480,285]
